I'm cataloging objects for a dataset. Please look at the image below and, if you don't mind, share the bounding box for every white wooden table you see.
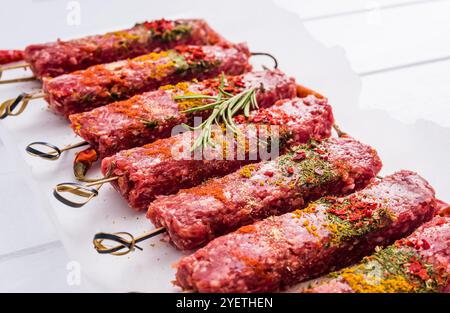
[1,0,449,292]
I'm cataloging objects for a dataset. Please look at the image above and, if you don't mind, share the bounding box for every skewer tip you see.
[250,52,278,70]
[333,124,347,138]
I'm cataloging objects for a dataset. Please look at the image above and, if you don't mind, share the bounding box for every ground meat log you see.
[101,95,333,211]
[25,19,228,79]
[303,216,449,293]
[149,136,382,251]
[70,69,297,158]
[175,171,436,292]
[43,44,251,117]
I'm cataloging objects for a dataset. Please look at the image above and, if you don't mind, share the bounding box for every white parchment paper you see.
[0,0,448,292]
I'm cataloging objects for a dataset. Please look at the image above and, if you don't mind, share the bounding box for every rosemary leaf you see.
[181,100,224,113]
[174,72,260,151]
[218,87,234,98]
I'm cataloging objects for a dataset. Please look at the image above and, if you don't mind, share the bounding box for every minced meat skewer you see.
[101,95,334,211]
[175,170,436,292]
[24,19,229,79]
[43,44,251,117]
[148,136,382,250]
[303,216,449,293]
[70,69,297,158]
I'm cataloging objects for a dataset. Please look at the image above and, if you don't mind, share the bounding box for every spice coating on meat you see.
[25,19,228,79]
[70,70,297,158]
[43,44,251,117]
[304,216,449,293]
[174,171,436,293]
[101,95,333,211]
[149,136,382,251]
[0,50,24,65]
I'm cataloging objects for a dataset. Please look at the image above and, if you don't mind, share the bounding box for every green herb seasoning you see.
[276,141,338,187]
[326,245,446,293]
[151,24,192,42]
[80,93,95,103]
[139,119,159,130]
[170,51,190,73]
[322,195,393,246]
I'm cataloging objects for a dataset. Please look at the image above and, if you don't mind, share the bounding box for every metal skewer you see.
[0,92,44,119]
[51,122,346,207]
[332,124,347,138]
[54,176,119,208]
[0,52,278,120]
[26,140,89,160]
[89,123,348,256]
[0,53,278,84]
[90,123,351,256]
[250,52,278,69]
[93,228,166,256]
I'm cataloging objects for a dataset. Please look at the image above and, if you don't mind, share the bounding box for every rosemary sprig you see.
[174,74,259,151]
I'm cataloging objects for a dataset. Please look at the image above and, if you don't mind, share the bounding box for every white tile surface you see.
[361,59,450,128]
[0,142,16,174]
[0,241,87,293]
[275,0,436,19]
[0,139,74,291]
[0,171,58,254]
[303,0,450,74]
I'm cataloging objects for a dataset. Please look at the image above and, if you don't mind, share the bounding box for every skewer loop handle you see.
[26,141,89,160]
[26,142,63,160]
[53,182,99,208]
[93,228,166,256]
[93,232,141,256]
[53,176,118,207]
[0,92,44,119]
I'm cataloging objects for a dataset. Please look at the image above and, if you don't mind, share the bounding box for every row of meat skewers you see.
[1,18,448,293]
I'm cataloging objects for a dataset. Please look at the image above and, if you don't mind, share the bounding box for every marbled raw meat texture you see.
[149,136,382,250]
[102,95,333,211]
[70,69,297,158]
[304,216,449,293]
[43,44,251,117]
[174,171,436,292]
